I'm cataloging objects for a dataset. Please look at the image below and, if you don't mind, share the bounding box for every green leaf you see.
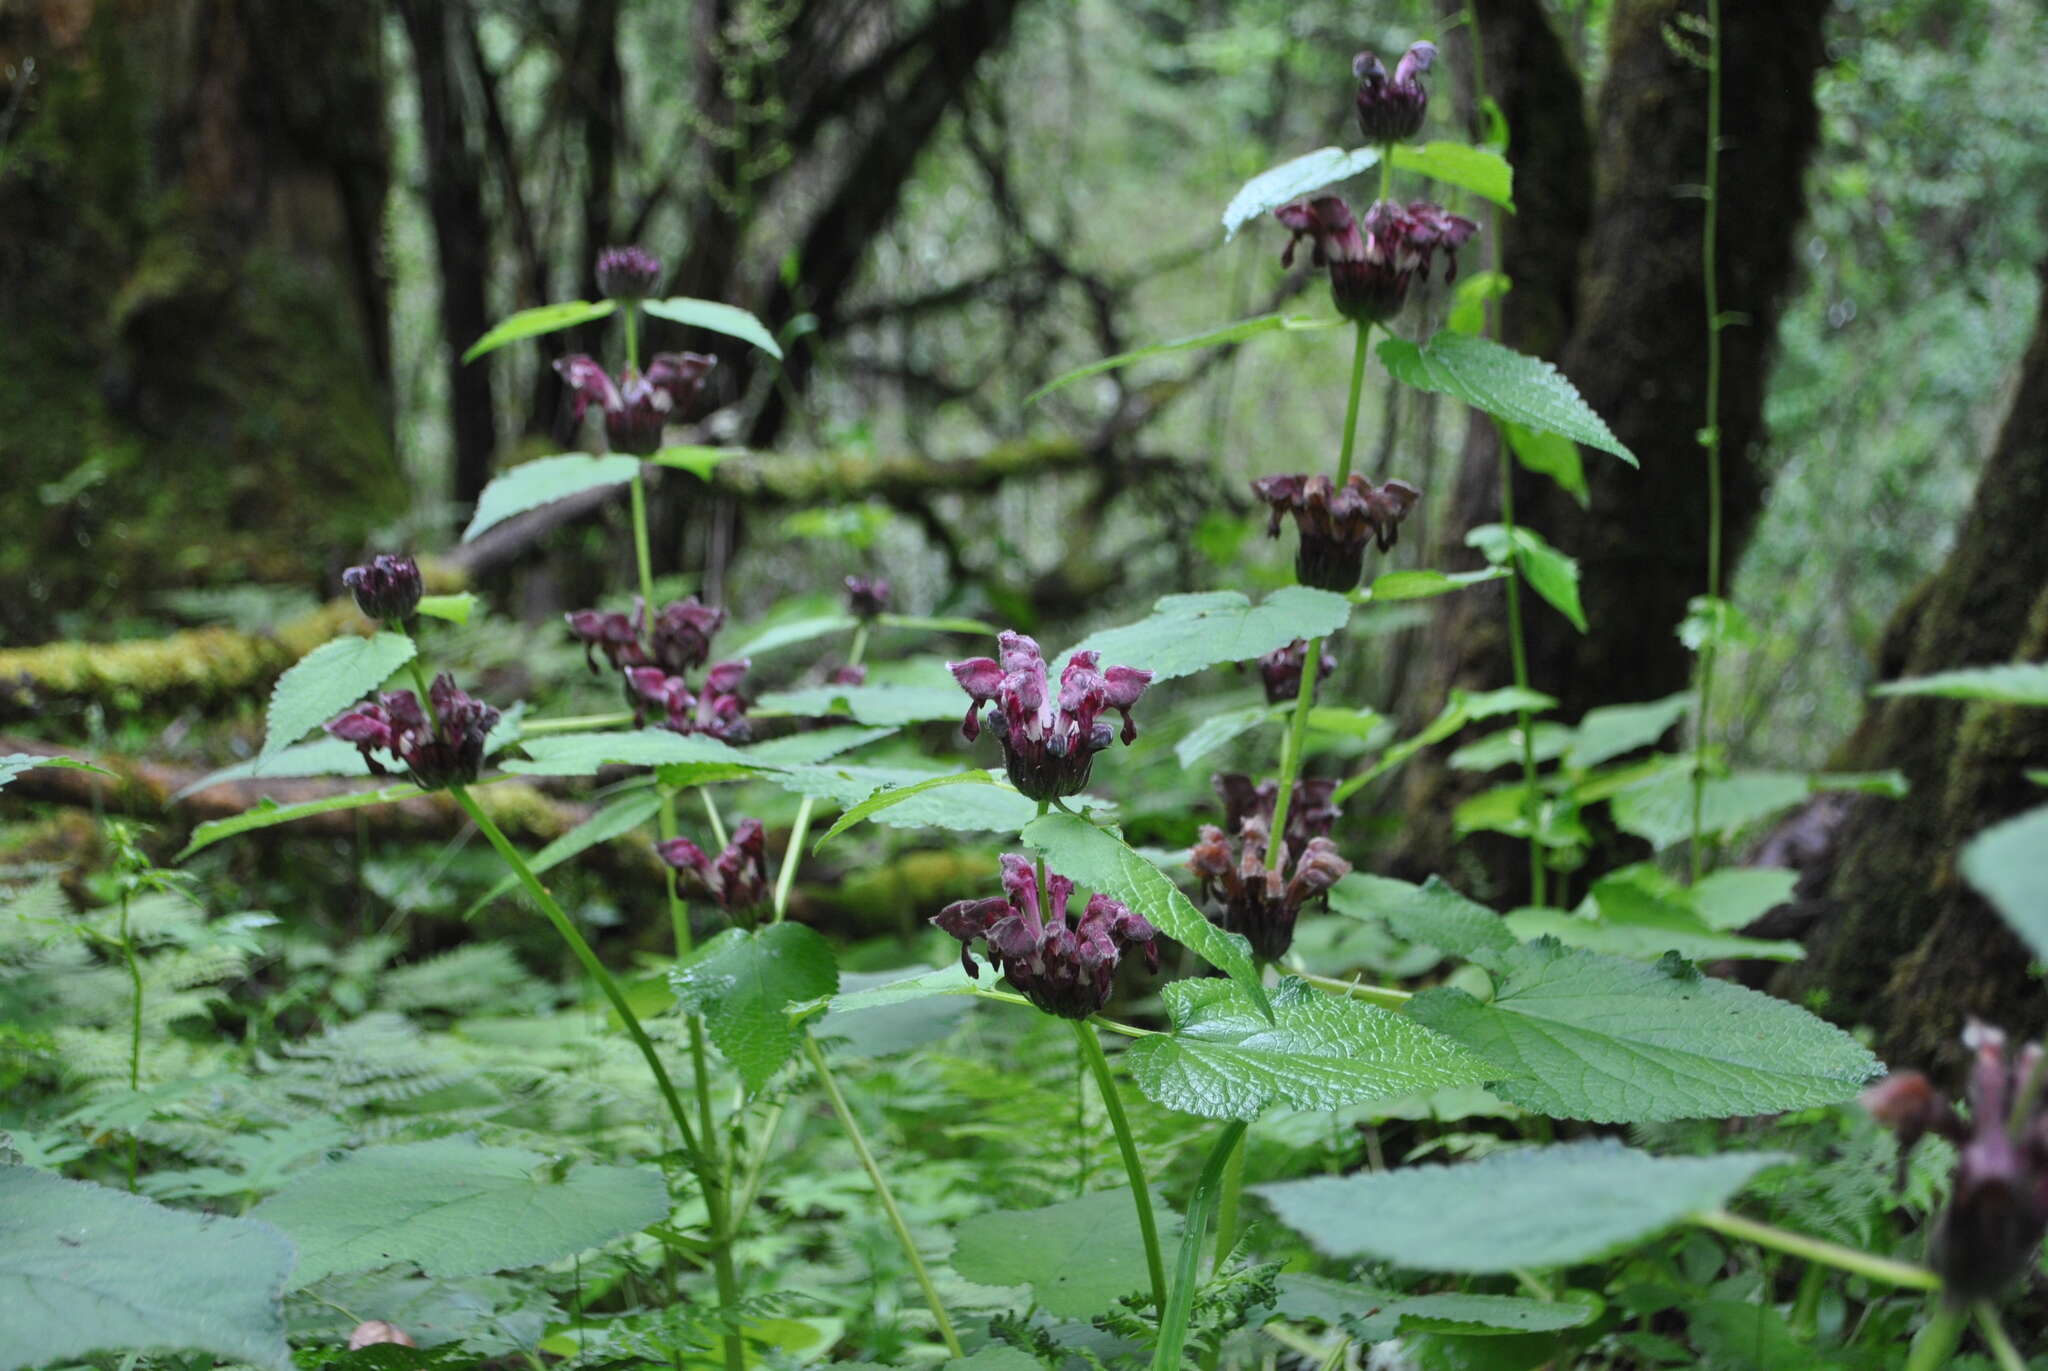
[1445,270,1513,338]
[174,738,373,797]
[1874,662,2048,706]
[464,790,664,917]
[0,752,113,792]
[252,1138,666,1288]
[812,965,977,1057]
[739,725,896,767]
[1389,140,1515,209]
[1564,693,1691,770]
[1504,421,1587,506]
[753,682,966,726]
[1691,867,1799,931]
[648,445,745,479]
[414,592,476,625]
[1123,977,1492,1120]
[1060,587,1353,683]
[1255,1140,1783,1272]
[0,1164,294,1371]
[1469,524,1586,632]
[771,763,1054,832]
[1379,333,1636,464]
[1409,940,1880,1121]
[262,632,417,758]
[952,1189,1178,1318]
[669,924,839,1092]
[1609,769,1812,850]
[1678,594,1759,653]
[1507,867,1803,963]
[1961,803,2048,963]
[802,962,981,1019]
[1026,313,1340,405]
[504,729,760,777]
[1327,874,1517,957]
[723,613,858,658]
[177,783,425,861]
[1022,810,1268,1016]
[462,454,641,542]
[1221,145,1382,238]
[1358,565,1509,602]
[878,612,999,636]
[1448,722,1571,772]
[1175,704,1280,769]
[811,771,999,852]
[640,296,783,359]
[1275,1276,1593,1339]
[460,299,617,363]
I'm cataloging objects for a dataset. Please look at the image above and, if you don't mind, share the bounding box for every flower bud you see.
[844,575,891,621]
[596,245,663,302]
[1353,41,1435,144]
[341,554,423,623]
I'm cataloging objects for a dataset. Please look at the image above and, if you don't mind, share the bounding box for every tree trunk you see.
[0,0,401,646]
[1392,0,1830,899]
[1771,259,2048,1073]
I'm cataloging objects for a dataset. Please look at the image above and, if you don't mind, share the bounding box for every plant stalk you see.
[1495,432,1545,906]
[1690,1209,1941,1291]
[1690,0,1726,883]
[1265,637,1322,869]
[769,622,871,923]
[1071,1019,1169,1315]
[1904,1302,1968,1371]
[800,1033,964,1356]
[1153,1120,1250,1371]
[119,886,142,1191]
[1974,1301,2026,1371]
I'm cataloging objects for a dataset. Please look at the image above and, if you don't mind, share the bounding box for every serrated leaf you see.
[1389,140,1515,209]
[1448,722,1571,771]
[1059,587,1352,684]
[1021,810,1267,1014]
[1255,1140,1783,1272]
[1025,312,1340,405]
[1691,867,1798,931]
[1961,803,2048,963]
[464,790,664,917]
[723,613,858,658]
[812,965,978,1057]
[177,784,425,861]
[1608,769,1812,850]
[640,296,783,359]
[176,737,375,797]
[952,1189,1178,1318]
[1275,1276,1592,1339]
[412,592,476,625]
[462,454,640,542]
[262,632,417,758]
[741,725,898,767]
[812,771,998,851]
[1874,662,2048,706]
[0,1165,294,1371]
[1327,874,1516,957]
[878,612,999,636]
[460,299,617,363]
[1507,866,1802,963]
[1122,978,1493,1120]
[669,924,839,1092]
[1504,421,1586,505]
[1408,940,1880,1122]
[1221,145,1382,238]
[1469,524,1586,632]
[1445,270,1514,338]
[1564,693,1690,770]
[1379,333,1635,464]
[1175,704,1279,769]
[754,682,966,726]
[0,752,113,791]
[504,729,760,777]
[252,1139,666,1288]
[1359,565,1509,602]
[772,763,1052,832]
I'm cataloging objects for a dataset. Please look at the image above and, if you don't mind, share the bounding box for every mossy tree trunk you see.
[0,0,403,647]
[1771,259,2048,1072]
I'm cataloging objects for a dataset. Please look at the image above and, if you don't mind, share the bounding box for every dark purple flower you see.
[596,245,663,302]
[1252,472,1421,591]
[649,596,728,674]
[555,352,717,456]
[947,632,1154,801]
[324,673,500,790]
[564,606,648,673]
[625,658,752,742]
[657,817,770,915]
[1353,41,1435,144]
[827,663,868,686]
[1188,792,1351,961]
[1257,639,1337,705]
[341,554,423,623]
[844,575,891,621]
[1864,1022,2048,1298]
[1275,196,1477,323]
[932,853,1161,1019]
[1213,772,1342,852]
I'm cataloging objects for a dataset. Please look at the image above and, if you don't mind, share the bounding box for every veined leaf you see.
[878,612,999,636]
[0,753,113,792]
[503,729,760,777]
[772,763,1057,833]
[1564,693,1691,770]
[811,964,979,1057]
[1059,587,1352,683]
[1874,662,2048,706]
[1026,312,1341,405]
[723,613,858,657]
[461,299,617,363]
[1358,566,1509,602]
[1409,940,1880,1121]
[462,454,641,542]
[1256,1140,1784,1272]
[1504,421,1587,505]
[952,1189,1180,1318]
[1961,803,2048,963]
[811,771,998,851]
[1221,146,1382,238]
[1469,524,1586,632]
[1327,873,1516,958]
[1389,140,1515,209]
[754,682,966,726]
[1175,704,1280,770]
[414,592,477,625]
[1379,332,1635,464]
[1122,977,1494,1120]
[464,789,664,917]
[640,296,783,359]
[1022,811,1268,1016]
[174,737,373,797]
[648,445,746,479]
[1445,270,1513,338]
[670,924,839,1092]
[261,631,416,758]
[176,784,426,861]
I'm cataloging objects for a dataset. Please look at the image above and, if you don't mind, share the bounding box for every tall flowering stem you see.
[1498,438,1545,906]
[1689,0,1726,882]
[1072,1018,1169,1314]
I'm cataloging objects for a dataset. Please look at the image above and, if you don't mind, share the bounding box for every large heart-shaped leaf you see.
[1058,588,1352,684]
[952,1189,1180,1318]
[669,924,840,1092]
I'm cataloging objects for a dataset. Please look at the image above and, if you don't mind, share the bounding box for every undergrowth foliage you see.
[4,18,2047,1371]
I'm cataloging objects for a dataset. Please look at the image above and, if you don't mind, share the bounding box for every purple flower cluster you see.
[626,660,751,742]
[1257,638,1337,705]
[596,245,663,302]
[932,854,1161,1019]
[1189,774,1350,961]
[948,632,1153,801]
[657,818,770,915]
[342,554,423,624]
[844,575,891,621]
[1275,196,1476,324]
[326,672,501,790]
[1352,41,1435,144]
[1865,1022,2048,1297]
[564,595,751,742]
[555,352,717,456]
[1251,472,1421,591]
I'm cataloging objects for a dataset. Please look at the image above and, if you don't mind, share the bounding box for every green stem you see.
[1690,0,1725,884]
[1378,150,1393,205]
[1212,1127,1248,1276]
[800,1033,963,1356]
[629,470,658,614]
[518,711,635,737]
[1905,1303,1968,1371]
[624,300,640,373]
[450,785,746,1371]
[1335,320,1371,486]
[1496,429,1545,906]
[1690,1210,1941,1291]
[1974,1301,2026,1371]
[1072,1019,1169,1314]
[1154,1120,1250,1371]
[1296,970,1413,1010]
[769,622,872,923]
[119,888,142,1192]
[1265,636,1322,869]
[701,789,729,848]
